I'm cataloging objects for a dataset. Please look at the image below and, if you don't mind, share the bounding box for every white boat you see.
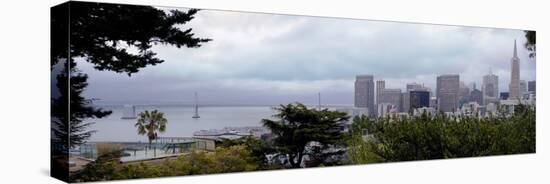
[192,92,200,119]
[121,105,137,119]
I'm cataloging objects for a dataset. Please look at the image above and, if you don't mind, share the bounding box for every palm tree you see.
[135,110,167,156]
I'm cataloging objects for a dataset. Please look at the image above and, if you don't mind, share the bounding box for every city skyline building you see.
[500,92,510,100]
[437,74,460,112]
[520,80,527,96]
[354,75,375,117]
[458,81,471,107]
[378,88,402,112]
[376,80,385,106]
[410,90,430,109]
[402,83,426,113]
[509,40,521,100]
[528,80,536,94]
[469,83,483,105]
[482,69,499,105]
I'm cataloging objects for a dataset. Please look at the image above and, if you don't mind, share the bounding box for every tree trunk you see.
[296,152,304,168]
[289,152,303,168]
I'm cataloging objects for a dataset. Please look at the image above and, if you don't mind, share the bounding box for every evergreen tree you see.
[261,103,349,168]
[524,30,536,58]
[51,2,211,149]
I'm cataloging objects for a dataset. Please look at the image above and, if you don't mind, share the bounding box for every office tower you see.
[377,103,396,118]
[458,81,471,107]
[355,75,375,117]
[509,40,521,100]
[520,80,527,96]
[378,88,402,112]
[402,83,424,113]
[482,69,499,105]
[430,96,437,108]
[410,90,430,109]
[437,74,460,112]
[406,83,423,91]
[528,81,536,94]
[500,92,509,100]
[376,80,385,105]
[469,83,483,105]
[401,92,408,113]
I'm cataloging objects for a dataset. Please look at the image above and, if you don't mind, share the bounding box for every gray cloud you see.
[80,8,536,106]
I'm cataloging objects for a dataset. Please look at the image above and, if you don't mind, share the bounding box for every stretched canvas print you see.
[51,1,536,183]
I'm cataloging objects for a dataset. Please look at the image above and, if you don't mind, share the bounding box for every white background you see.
[0,0,547,183]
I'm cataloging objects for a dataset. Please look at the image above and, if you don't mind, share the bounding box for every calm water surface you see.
[87,106,276,142]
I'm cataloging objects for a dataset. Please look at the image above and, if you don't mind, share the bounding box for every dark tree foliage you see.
[261,103,349,168]
[51,1,211,150]
[51,63,112,149]
[71,151,123,182]
[52,2,212,74]
[216,137,279,170]
[524,30,536,58]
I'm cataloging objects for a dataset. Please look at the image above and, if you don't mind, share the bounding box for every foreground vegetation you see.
[73,103,535,182]
[347,104,535,164]
[72,145,260,182]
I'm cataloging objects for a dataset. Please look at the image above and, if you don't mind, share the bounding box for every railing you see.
[78,137,215,162]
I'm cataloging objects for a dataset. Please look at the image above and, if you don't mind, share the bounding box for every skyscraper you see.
[528,81,536,94]
[509,40,521,100]
[355,75,375,117]
[458,81,471,107]
[520,80,527,96]
[410,90,430,109]
[437,74,460,112]
[406,83,423,91]
[402,83,424,113]
[378,88,402,112]
[376,80,385,105]
[469,83,483,105]
[482,69,499,105]
[500,92,509,100]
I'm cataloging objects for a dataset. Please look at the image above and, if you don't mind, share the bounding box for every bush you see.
[347,104,535,163]
[73,145,260,182]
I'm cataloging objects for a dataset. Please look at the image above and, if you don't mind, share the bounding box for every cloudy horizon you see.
[80,7,536,106]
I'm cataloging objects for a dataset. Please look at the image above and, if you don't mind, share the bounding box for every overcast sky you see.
[80,7,536,106]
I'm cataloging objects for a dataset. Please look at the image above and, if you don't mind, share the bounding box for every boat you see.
[192,92,200,119]
[121,104,137,119]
